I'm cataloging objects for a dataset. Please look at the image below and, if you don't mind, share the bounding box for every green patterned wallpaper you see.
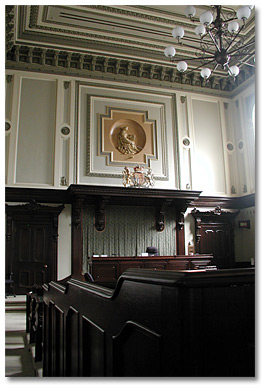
[82,204,177,272]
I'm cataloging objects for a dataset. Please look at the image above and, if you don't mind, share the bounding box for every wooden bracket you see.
[95,196,110,231]
[176,210,185,231]
[156,199,172,232]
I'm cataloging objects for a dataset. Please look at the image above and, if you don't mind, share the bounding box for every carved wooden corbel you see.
[176,210,185,231]
[95,196,110,232]
[72,197,84,229]
[195,217,202,245]
[156,199,172,232]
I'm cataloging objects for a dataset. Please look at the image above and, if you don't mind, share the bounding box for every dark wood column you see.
[176,209,185,255]
[71,196,85,278]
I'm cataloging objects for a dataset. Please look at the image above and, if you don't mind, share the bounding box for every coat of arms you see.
[122,166,155,188]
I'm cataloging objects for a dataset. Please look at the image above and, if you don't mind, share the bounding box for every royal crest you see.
[122,166,154,188]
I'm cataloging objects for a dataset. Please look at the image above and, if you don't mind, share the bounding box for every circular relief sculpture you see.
[182,137,191,148]
[5,122,11,131]
[110,119,146,155]
[61,126,70,136]
[227,142,234,151]
[238,140,244,150]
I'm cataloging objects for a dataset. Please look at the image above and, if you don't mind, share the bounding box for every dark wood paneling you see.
[112,321,161,377]
[42,268,255,377]
[54,306,65,376]
[6,186,254,278]
[82,316,106,377]
[192,209,239,269]
[66,307,79,377]
[89,255,213,282]
[5,203,64,294]
[5,186,255,210]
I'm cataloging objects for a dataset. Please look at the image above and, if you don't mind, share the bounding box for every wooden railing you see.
[42,268,255,377]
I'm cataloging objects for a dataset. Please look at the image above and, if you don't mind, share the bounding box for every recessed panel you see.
[16,78,56,185]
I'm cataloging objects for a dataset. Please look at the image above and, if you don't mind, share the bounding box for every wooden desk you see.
[89,254,213,282]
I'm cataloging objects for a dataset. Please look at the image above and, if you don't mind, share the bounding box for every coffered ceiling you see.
[6,5,255,95]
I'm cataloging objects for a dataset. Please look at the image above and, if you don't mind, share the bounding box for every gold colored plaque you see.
[100,108,156,165]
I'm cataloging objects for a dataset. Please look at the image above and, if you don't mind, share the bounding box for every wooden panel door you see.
[199,223,232,269]
[6,202,64,295]
[12,220,53,293]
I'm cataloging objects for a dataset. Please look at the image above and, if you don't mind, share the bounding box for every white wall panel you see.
[16,78,56,185]
[5,70,255,197]
[189,97,227,195]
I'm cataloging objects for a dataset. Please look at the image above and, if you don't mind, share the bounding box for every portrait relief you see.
[99,107,156,165]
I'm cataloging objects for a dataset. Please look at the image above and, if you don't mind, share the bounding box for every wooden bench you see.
[42,268,255,377]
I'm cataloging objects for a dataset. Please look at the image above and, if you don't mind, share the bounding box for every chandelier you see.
[164,5,255,80]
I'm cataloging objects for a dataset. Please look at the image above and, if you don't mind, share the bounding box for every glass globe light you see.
[164,46,176,58]
[228,21,239,34]
[172,26,185,40]
[195,24,206,36]
[200,11,213,25]
[185,5,196,18]
[237,6,251,21]
[229,65,240,77]
[200,68,211,79]
[177,61,188,72]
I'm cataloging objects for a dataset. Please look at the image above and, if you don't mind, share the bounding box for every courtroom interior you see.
[5,4,255,378]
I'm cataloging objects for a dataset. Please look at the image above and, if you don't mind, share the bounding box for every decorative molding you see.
[86,94,168,181]
[191,207,240,218]
[189,193,255,209]
[63,81,70,90]
[180,96,186,104]
[5,6,15,53]
[6,5,255,95]
[6,75,13,83]
[5,186,255,211]
[5,200,65,214]
[60,176,67,186]
[5,46,255,96]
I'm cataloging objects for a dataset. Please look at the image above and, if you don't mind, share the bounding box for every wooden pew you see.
[42,268,255,377]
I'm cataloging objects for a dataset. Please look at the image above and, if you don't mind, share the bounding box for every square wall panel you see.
[76,82,179,189]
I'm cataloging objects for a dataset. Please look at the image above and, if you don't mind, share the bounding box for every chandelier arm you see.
[228,41,255,55]
[171,55,214,62]
[225,63,232,76]
[225,24,245,53]
[176,41,214,55]
[230,51,255,58]
[208,30,221,52]
[210,63,219,77]
[185,59,216,75]
[239,61,255,68]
